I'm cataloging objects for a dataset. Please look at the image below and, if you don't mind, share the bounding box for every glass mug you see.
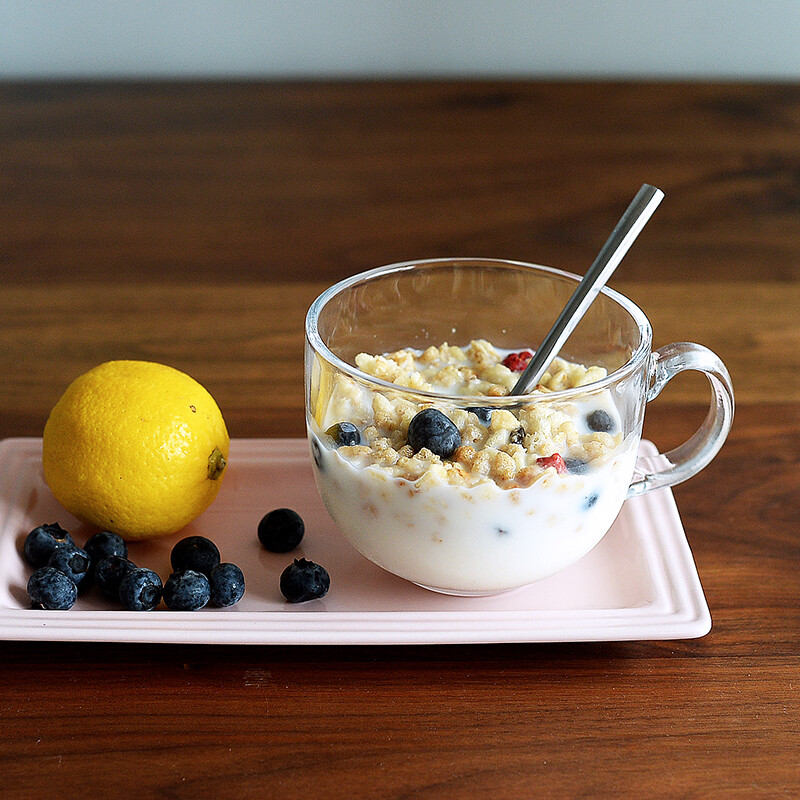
[305,259,734,595]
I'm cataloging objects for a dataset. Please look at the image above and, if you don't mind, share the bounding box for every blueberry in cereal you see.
[326,421,361,447]
[586,409,614,433]
[584,492,600,509]
[564,457,589,474]
[508,426,525,446]
[407,408,461,459]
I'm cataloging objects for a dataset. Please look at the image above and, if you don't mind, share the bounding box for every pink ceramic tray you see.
[0,438,710,644]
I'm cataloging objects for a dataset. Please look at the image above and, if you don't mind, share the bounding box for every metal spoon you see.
[509,183,664,396]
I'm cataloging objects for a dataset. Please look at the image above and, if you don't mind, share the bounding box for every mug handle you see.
[626,342,734,498]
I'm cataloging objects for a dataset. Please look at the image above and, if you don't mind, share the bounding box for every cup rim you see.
[305,257,654,404]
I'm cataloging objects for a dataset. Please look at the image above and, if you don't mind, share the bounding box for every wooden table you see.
[1,81,798,798]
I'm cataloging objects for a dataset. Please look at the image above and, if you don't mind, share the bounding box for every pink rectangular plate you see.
[0,438,710,644]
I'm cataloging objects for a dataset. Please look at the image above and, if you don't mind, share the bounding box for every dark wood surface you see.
[0,81,798,799]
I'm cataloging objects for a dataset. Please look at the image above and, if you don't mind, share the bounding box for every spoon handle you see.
[509,183,664,396]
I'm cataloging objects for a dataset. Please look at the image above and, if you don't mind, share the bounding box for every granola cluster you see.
[319,339,621,489]
[353,339,606,397]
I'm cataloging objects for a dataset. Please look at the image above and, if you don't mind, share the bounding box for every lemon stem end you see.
[208,447,227,480]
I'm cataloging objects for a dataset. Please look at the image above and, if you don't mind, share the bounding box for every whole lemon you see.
[42,360,230,540]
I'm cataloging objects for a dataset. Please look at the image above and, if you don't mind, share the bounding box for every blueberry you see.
[325,422,360,447]
[466,407,493,426]
[94,555,137,600]
[508,426,525,446]
[84,531,127,569]
[170,535,220,576]
[258,508,305,553]
[118,568,163,611]
[407,408,461,459]
[280,558,330,603]
[586,409,615,433]
[209,562,245,607]
[23,523,73,567]
[584,492,600,510]
[564,457,589,475]
[27,566,78,610]
[47,543,91,589]
[163,570,210,611]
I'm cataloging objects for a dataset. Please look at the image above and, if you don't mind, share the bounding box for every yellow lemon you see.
[42,360,230,540]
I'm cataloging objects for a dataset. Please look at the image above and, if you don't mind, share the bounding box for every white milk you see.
[310,428,639,594]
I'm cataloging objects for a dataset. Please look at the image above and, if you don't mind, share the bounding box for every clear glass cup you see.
[305,258,734,595]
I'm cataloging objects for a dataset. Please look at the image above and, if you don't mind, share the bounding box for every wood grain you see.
[0,279,796,442]
[0,81,798,800]
[2,81,800,286]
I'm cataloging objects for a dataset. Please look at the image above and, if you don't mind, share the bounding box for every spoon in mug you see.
[509,183,665,396]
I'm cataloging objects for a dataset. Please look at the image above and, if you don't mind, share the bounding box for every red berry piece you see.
[536,453,567,474]
[501,351,533,372]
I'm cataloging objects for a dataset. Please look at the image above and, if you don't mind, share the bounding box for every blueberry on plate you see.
[163,570,210,611]
[407,408,461,459]
[280,558,330,603]
[586,409,615,433]
[118,568,163,611]
[325,421,360,447]
[258,508,305,553]
[170,535,220,576]
[84,531,127,568]
[209,562,245,607]
[466,407,493,426]
[27,566,78,610]
[47,543,92,589]
[23,523,74,568]
[94,555,137,600]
